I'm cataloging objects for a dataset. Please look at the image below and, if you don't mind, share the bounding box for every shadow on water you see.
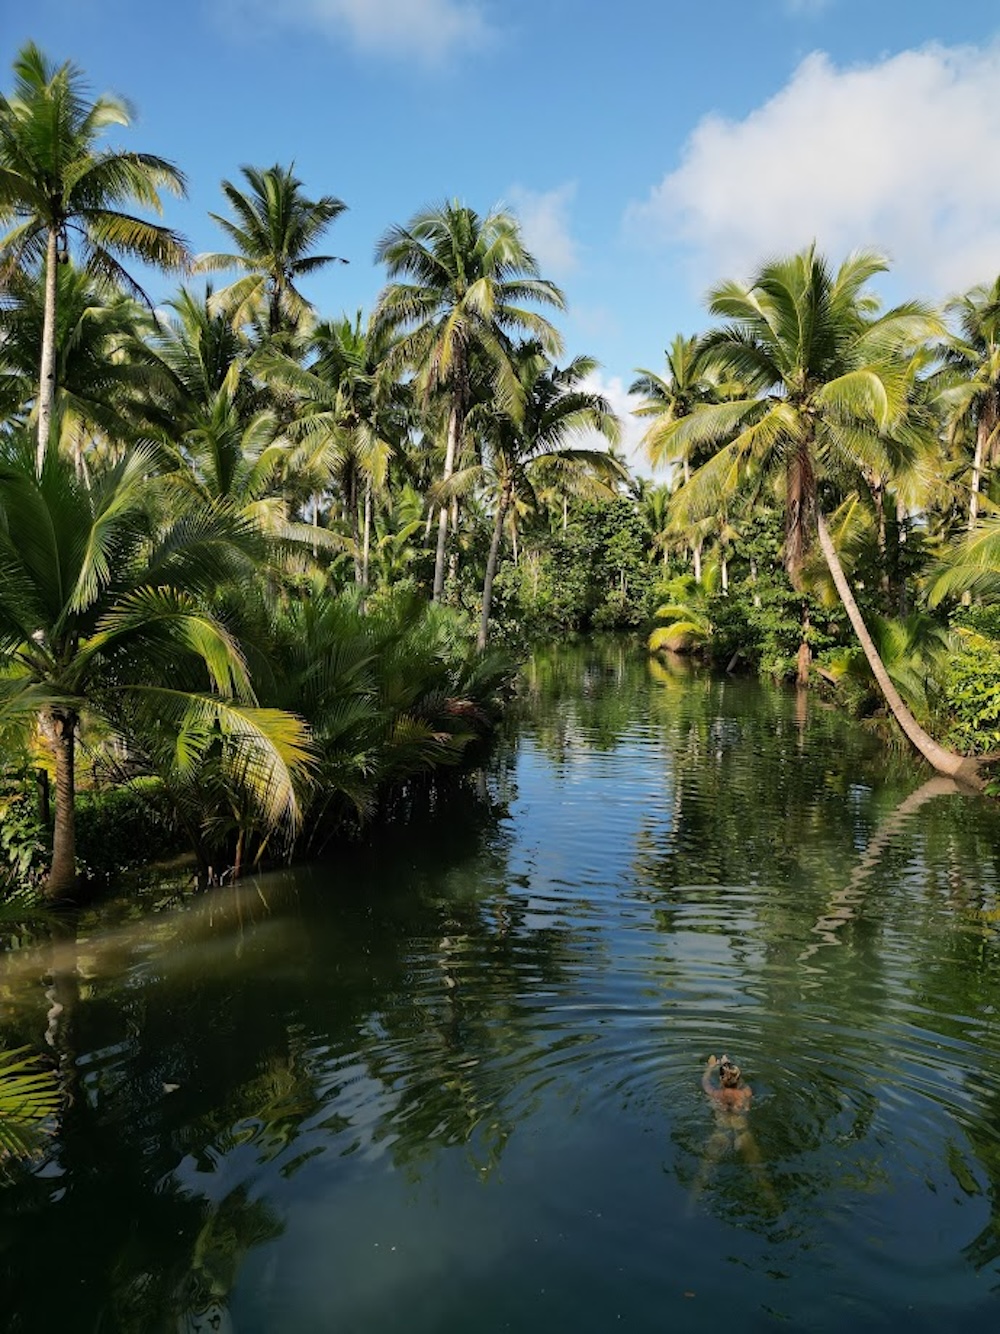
[4,638,1000,1329]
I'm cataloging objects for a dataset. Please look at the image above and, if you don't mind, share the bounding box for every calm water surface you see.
[4,640,1000,1330]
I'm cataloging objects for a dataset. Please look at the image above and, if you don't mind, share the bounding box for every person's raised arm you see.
[702,1055,719,1094]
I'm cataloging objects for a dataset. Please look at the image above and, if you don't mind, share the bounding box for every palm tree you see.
[665,245,979,782]
[631,334,720,481]
[0,435,313,898]
[0,42,189,471]
[196,163,347,337]
[373,201,565,600]
[454,345,621,649]
[0,260,150,463]
[936,277,1000,532]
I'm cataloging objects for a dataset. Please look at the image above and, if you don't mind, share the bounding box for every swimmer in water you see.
[689,1054,779,1213]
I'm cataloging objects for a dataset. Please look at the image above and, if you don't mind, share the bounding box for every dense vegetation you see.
[3,37,1000,936]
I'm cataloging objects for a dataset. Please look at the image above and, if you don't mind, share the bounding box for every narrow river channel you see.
[4,639,1000,1331]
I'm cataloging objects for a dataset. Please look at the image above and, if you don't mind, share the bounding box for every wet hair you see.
[719,1058,741,1086]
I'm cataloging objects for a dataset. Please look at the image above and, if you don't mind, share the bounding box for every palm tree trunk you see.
[362,481,372,589]
[816,512,981,784]
[447,496,460,589]
[46,707,78,900]
[478,484,511,651]
[896,496,909,616]
[968,411,990,532]
[37,226,60,474]
[871,479,890,602]
[433,405,461,601]
[349,471,362,584]
[692,539,702,583]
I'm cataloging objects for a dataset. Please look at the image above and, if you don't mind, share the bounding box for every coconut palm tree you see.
[251,311,407,581]
[0,260,150,462]
[0,434,313,898]
[935,276,1000,532]
[446,345,621,649]
[0,42,189,471]
[664,245,978,781]
[373,201,565,600]
[631,334,720,481]
[196,163,347,338]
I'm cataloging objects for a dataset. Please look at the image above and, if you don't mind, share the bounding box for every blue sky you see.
[10,0,1000,469]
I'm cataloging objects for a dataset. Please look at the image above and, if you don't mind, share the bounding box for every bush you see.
[75,779,185,881]
[0,770,48,891]
[939,627,1000,755]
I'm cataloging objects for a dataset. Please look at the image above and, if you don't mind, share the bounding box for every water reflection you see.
[3,640,1000,1329]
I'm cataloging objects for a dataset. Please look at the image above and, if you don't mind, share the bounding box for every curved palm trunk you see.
[478,483,511,651]
[46,707,79,900]
[816,512,981,785]
[36,226,60,474]
[433,405,461,601]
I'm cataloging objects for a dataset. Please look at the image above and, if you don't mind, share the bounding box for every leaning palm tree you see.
[373,201,565,600]
[0,42,189,471]
[196,163,347,337]
[0,434,313,898]
[665,246,979,782]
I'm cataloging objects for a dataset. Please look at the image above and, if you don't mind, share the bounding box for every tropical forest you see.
[3,33,1000,1332]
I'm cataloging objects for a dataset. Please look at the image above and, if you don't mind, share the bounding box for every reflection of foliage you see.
[0,1047,60,1168]
[110,1185,283,1334]
[181,1050,325,1168]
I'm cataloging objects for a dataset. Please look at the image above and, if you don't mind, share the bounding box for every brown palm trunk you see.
[871,479,890,602]
[433,405,461,601]
[896,496,909,616]
[37,226,59,474]
[816,512,980,785]
[46,707,79,900]
[478,484,511,651]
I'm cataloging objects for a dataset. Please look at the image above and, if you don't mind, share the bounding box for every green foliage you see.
[0,768,48,890]
[75,779,184,881]
[499,500,659,637]
[0,1047,60,1170]
[939,617,1000,755]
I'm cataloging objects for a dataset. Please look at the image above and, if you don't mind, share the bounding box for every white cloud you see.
[507,183,580,278]
[580,371,651,477]
[225,0,491,63]
[629,42,1000,298]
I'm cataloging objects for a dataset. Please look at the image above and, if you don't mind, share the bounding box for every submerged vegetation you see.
[2,40,1000,913]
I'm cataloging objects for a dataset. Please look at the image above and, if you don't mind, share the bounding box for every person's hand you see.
[706,1055,718,1068]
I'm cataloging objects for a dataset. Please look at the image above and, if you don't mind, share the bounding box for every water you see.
[4,639,1000,1330]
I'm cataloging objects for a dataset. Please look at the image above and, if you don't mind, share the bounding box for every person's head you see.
[719,1058,741,1088]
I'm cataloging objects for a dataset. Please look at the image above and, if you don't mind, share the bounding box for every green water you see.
[4,640,1000,1330]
